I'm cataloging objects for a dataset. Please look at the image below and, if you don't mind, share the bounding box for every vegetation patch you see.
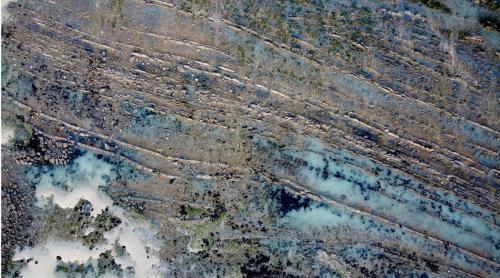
[412,0,451,14]
[55,250,128,277]
[478,10,500,32]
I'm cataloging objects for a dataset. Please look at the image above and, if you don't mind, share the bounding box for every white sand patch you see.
[1,0,15,22]
[105,218,165,277]
[34,152,115,216]
[14,241,102,278]
[1,124,15,145]
[15,152,166,277]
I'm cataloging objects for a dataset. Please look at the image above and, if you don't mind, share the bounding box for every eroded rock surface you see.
[1,0,499,277]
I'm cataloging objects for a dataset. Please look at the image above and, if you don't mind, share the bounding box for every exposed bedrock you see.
[1,0,499,277]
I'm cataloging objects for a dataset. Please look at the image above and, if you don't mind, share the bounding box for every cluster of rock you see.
[13,130,77,166]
